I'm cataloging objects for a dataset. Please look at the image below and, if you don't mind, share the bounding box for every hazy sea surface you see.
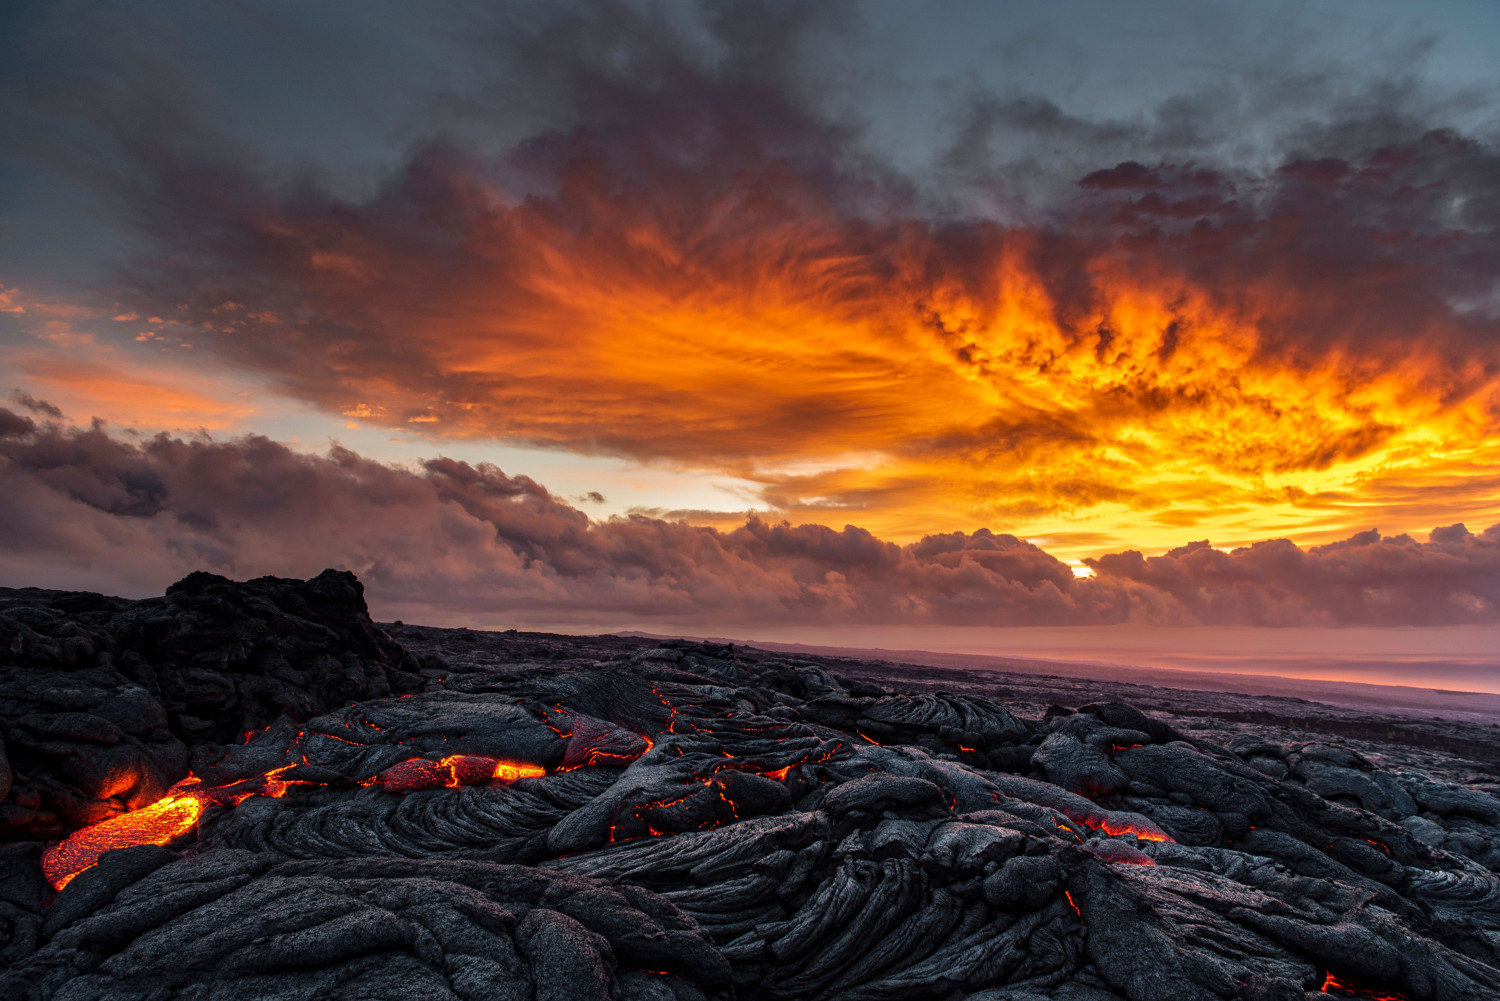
[765,625,1500,689]
[575,624,1500,721]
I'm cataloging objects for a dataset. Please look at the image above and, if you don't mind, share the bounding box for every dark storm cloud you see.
[0,408,34,438]
[2,413,1496,627]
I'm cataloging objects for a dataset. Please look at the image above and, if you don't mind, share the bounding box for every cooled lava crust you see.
[3,573,1500,1000]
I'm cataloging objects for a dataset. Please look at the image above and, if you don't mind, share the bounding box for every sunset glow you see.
[7,173,1497,562]
[2,1,1499,670]
[83,150,1498,559]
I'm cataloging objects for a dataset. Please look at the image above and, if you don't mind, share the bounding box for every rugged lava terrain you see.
[3,573,1500,999]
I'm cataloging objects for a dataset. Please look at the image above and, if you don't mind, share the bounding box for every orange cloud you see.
[98,92,1500,556]
[1,291,257,431]
[15,356,256,430]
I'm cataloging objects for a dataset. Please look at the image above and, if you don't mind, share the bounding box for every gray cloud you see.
[2,413,1496,628]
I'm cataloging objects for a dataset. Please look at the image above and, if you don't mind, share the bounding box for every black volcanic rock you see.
[0,570,422,841]
[24,853,726,1001]
[111,568,423,742]
[5,573,1500,999]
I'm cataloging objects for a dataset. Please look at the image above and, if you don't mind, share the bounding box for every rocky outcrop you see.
[3,574,1500,999]
[0,570,422,840]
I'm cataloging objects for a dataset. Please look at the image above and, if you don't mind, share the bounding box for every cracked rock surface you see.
[3,573,1500,1000]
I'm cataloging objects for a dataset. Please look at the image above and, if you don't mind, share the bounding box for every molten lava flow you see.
[43,751,549,890]
[552,710,653,771]
[39,764,305,892]
[652,687,680,731]
[492,760,548,782]
[41,793,203,891]
[1092,817,1173,842]
[1320,971,1407,999]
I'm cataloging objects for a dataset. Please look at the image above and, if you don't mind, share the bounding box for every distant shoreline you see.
[615,629,1500,724]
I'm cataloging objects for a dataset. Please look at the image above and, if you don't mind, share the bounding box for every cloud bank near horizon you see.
[3,411,1496,629]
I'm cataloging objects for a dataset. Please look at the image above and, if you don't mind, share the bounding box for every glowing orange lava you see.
[43,752,548,890]
[1092,817,1172,842]
[41,793,203,890]
[1057,804,1174,843]
[492,760,548,781]
[1320,971,1407,999]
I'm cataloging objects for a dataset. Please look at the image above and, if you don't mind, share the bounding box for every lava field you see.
[3,572,1500,1000]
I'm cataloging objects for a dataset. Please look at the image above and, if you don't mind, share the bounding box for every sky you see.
[2,1,1500,658]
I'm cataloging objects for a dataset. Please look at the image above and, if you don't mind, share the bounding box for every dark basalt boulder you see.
[109,569,424,743]
[4,571,1500,1000]
[823,773,948,816]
